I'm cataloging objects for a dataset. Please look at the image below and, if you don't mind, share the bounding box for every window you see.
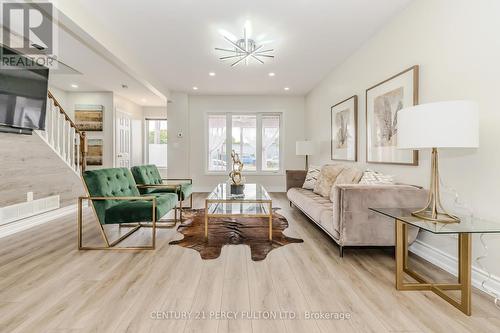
[207,115,227,171]
[261,115,280,171]
[146,119,167,168]
[232,115,257,171]
[207,113,282,173]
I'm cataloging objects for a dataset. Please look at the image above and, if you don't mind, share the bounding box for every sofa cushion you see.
[302,166,321,190]
[130,165,163,194]
[359,169,395,185]
[83,168,141,225]
[105,193,177,224]
[313,164,345,198]
[287,188,332,222]
[330,167,363,201]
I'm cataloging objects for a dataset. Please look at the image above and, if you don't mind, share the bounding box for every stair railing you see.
[38,91,87,174]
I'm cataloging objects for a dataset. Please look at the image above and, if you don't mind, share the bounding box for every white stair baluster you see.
[55,109,60,153]
[47,98,53,144]
[66,121,71,164]
[76,133,81,174]
[71,127,76,169]
[59,111,64,158]
[48,99,53,146]
[62,118,68,160]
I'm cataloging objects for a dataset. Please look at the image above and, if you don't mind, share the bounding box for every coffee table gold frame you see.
[204,199,273,241]
[395,220,471,315]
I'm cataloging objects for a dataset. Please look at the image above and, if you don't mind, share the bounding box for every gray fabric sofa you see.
[286,170,428,257]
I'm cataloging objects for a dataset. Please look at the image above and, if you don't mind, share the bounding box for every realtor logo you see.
[1,1,58,68]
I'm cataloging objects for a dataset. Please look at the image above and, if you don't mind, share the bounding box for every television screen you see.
[0,46,49,131]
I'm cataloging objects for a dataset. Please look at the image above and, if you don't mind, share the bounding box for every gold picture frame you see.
[331,95,358,161]
[365,65,419,166]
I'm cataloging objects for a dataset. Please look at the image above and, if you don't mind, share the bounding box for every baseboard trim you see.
[0,204,78,239]
[409,239,500,298]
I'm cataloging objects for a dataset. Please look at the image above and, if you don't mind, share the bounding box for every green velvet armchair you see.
[78,168,177,250]
[131,165,193,220]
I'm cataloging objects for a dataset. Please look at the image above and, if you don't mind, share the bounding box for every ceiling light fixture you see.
[193,86,199,90]
[209,72,216,76]
[141,98,147,103]
[215,21,274,67]
[268,72,275,77]
[71,84,78,88]
[284,87,290,91]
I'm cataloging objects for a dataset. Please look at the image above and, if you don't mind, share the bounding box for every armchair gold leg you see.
[78,198,156,250]
[109,225,141,247]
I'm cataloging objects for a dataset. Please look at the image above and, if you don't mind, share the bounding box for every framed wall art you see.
[74,105,104,131]
[331,95,357,161]
[365,65,419,165]
[86,139,103,166]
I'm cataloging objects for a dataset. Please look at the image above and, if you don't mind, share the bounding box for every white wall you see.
[305,0,500,277]
[166,92,189,179]
[48,85,69,111]
[187,95,305,192]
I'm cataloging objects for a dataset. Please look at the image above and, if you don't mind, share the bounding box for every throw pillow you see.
[334,167,363,185]
[330,167,363,202]
[302,166,321,190]
[359,169,395,185]
[313,164,345,198]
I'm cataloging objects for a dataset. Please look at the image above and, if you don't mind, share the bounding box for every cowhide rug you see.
[169,208,303,261]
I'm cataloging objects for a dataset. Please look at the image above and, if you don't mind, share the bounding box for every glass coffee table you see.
[205,183,273,241]
[370,207,500,316]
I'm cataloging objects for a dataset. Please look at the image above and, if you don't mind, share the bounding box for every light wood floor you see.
[1,193,499,333]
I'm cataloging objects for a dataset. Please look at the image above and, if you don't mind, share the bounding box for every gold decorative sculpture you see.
[229,150,245,194]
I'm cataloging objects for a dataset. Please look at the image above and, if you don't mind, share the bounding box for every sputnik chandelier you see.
[215,21,274,67]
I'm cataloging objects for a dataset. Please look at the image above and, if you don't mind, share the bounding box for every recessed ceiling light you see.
[193,86,198,90]
[268,72,275,77]
[209,72,216,76]
[71,84,78,88]
[141,98,147,103]
[284,87,290,91]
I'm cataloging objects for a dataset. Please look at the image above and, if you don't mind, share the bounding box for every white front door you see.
[115,110,131,168]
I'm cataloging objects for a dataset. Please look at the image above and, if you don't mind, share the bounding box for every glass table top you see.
[207,202,271,216]
[370,207,500,234]
[207,183,271,202]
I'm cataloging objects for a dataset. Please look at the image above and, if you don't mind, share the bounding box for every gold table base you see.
[395,220,471,316]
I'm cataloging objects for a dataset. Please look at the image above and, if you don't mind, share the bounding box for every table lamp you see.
[397,100,479,223]
[296,140,317,170]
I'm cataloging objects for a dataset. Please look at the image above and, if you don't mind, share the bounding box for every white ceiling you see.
[67,0,413,96]
[54,0,413,96]
[45,9,167,106]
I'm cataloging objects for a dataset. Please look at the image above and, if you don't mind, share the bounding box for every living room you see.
[1,0,499,332]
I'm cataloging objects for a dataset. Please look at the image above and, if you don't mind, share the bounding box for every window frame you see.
[144,117,168,169]
[205,111,284,175]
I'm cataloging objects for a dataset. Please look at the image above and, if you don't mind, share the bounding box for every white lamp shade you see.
[397,100,479,149]
[296,140,317,155]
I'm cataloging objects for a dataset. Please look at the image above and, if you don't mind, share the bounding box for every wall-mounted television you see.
[0,45,49,134]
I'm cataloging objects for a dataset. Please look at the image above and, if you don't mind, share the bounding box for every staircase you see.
[35,91,87,175]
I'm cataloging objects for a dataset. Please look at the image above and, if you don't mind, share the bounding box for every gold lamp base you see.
[413,148,460,224]
[411,209,460,223]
